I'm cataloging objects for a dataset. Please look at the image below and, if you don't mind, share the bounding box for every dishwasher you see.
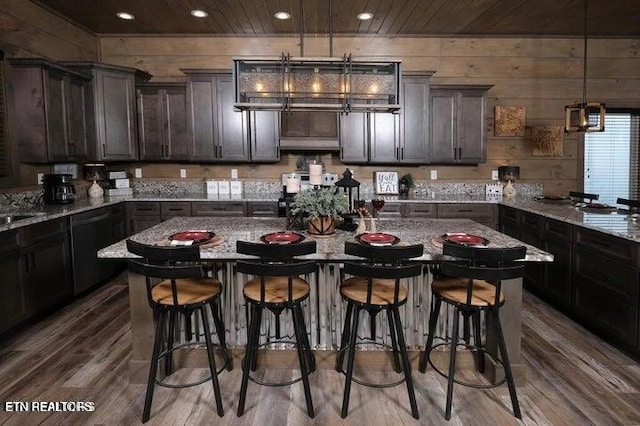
[70,205,125,295]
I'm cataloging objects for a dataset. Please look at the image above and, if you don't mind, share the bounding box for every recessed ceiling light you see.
[274,11,291,20]
[357,12,373,21]
[190,9,208,18]
[116,12,135,20]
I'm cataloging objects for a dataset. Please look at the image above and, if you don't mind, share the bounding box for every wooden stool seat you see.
[151,277,222,306]
[340,276,408,306]
[243,276,310,304]
[432,277,505,307]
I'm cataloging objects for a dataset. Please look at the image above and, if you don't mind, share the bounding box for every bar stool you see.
[337,241,424,419]
[569,191,599,204]
[235,240,317,418]
[126,239,232,423]
[418,242,526,420]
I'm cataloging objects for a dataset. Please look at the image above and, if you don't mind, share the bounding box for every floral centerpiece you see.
[290,188,349,236]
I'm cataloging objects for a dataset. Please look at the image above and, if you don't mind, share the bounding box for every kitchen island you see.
[98,216,552,383]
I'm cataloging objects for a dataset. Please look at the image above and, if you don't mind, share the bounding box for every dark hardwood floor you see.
[1,273,639,425]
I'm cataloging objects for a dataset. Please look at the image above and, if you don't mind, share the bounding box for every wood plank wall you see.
[99,35,640,194]
[0,0,98,189]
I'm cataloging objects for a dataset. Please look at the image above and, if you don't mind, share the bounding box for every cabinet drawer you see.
[161,202,192,218]
[573,247,639,304]
[544,218,572,242]
[574,228,640,265]
[192,201,247,216]
[438,203,493,218]
[129,201,161,216]
[20,218,67,246]
[404,203,436,218]
[377,202,403,218]
[247,202,278,217]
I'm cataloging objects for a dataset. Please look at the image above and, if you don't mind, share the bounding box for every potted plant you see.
[291,188,349,236]
[399,173,415,197]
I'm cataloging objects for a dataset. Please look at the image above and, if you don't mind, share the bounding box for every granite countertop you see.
[98,216,553,262]
[2,193,640,243]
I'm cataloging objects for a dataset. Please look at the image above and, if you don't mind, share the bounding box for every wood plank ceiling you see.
[34,0,640,37]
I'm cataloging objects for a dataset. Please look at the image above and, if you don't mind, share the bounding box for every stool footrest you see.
[336,341,407,389]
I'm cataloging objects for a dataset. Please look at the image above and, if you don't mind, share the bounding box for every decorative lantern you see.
[334,169,360,231]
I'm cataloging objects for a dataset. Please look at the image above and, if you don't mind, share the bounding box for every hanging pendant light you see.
[564,0,605,133]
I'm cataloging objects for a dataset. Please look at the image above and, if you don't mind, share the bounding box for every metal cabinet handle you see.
[458,147,462,160]
[161,145,165,158]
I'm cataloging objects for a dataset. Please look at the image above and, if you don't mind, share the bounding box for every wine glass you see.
[371,197,385,218]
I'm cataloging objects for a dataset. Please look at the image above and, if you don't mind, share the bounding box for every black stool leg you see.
[472,310,485,374]
[386,308,401,373]
[295,303,316,373]
[142,309,166,423]
[165,309,176,376]
[341,306,361,418]
[250,307,263,372]
[391,307,419,419]
[238,304,261,417]
[292,304,315,418]
[444,307,460,421]
[419,296,442,373]
[210,300,233,372]
[201,306,224,417]
[336,303,354,371]
[493,309,522,419]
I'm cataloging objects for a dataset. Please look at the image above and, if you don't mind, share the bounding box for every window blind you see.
[584,111,640,205]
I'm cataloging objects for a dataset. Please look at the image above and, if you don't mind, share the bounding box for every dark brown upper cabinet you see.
[8,58,91,163]
[249,110,280,162]
[429,85,491,164]
[65,62,151,162]
[136,83,189,161]
[183,70,250,162]
[340,73,431,164]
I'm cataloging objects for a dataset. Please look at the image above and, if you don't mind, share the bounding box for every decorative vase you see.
[503,180,517,198]
[87,180,104,198]
[399,182,410,197]
[307,216,335,236]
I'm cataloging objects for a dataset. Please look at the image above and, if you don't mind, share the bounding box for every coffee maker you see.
[43,174,76,204]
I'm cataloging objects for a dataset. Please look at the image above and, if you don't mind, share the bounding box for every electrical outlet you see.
[134,168,142,178]
[492,170,499,180]
[430,170,438,180]
[37,173,44,185]
[231,168,238,179]
[180,169,187,178]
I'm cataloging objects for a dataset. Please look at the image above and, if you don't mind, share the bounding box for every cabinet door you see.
[216,76,249,161]
[429,91,456,163]
[96,70,138,160]
[250,110,280,162]
[24,234,72,313]
[186,77,217,160]
[45,69,69,161]
[369,113,400,163]
[401,76,429,163]
[458,91,486,163]
[165,88,189,160]
[0,250,25,333]
[137,88,164,160]
[67,75,89,160]
[339,113,368,163]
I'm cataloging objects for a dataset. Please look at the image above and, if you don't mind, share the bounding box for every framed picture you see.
[374,171,398,194]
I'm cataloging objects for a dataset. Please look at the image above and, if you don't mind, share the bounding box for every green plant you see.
[399,173,415,189]
[291,188,349,218]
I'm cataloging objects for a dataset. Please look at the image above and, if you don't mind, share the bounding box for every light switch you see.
[430,170,438,180]
[134,168,142,178]
[231,169,238,179]
[492,170,499,180]
[180,169,187,178]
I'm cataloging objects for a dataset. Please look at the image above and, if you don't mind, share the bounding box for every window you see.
[584,110,640,205]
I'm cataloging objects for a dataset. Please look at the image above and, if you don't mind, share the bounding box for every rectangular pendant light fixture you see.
[233,54,401,113]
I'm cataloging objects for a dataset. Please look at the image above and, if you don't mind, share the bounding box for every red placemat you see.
[156,234,225,248]
[168,230,215,244]
[442,233,489,246]
[355,232,400,246]
[260,231,305,244]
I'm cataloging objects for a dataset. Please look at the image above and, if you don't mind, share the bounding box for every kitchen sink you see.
[0,214,39,224]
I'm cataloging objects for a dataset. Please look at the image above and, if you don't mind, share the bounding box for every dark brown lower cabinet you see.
[0,231,25,334]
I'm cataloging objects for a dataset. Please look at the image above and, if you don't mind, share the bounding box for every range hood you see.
[233,54,401,113]
[279,137,339,152]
